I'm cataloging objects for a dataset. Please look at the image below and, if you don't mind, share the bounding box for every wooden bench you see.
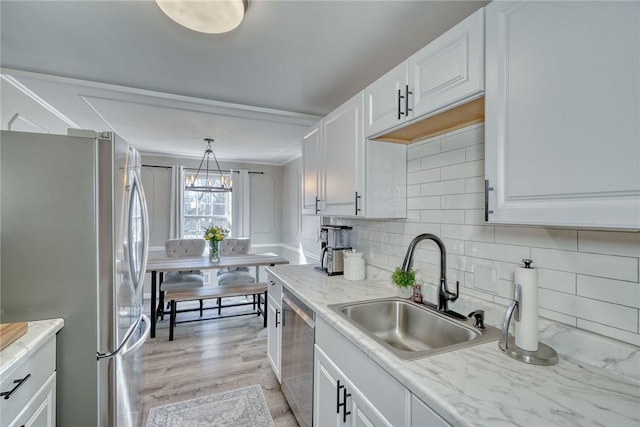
[165,282,268,341]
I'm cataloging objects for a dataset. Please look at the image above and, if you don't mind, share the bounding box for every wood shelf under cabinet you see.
[373,96,484,144]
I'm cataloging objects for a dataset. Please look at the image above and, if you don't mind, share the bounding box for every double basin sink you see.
[329,298,501,360]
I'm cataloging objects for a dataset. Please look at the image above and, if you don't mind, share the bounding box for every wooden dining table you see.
[146,253,289,338]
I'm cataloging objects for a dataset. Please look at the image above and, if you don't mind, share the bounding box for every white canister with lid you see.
[344,249,365,281]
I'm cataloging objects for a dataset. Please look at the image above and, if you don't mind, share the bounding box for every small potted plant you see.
[391,267,415,298]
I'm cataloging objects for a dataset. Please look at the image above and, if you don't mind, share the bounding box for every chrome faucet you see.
[401,234,459,312]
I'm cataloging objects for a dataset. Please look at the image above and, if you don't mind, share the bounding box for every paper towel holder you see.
[499,282,558,366]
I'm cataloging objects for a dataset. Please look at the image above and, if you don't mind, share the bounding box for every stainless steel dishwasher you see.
[281,288,315,427]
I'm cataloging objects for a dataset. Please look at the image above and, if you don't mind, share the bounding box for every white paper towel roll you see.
[514,261,539,351]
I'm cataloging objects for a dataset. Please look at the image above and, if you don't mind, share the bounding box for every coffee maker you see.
[314,225,352,276]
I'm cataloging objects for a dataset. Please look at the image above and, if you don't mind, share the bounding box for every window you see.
[182,170,232,239]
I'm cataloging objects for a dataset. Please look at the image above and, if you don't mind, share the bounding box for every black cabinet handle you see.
[397,89,402,120]
[1,373,31,400]
[336,380,344,413]
[405,85,412,117]
[342,388,352,422]
[354,192,361,216]
[484,179,494,221]
[275,309,281,327]
[315,196,319,214]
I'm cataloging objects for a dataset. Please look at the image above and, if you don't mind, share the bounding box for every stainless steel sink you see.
[329,298,501,360]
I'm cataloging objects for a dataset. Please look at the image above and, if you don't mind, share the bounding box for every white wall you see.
[334,124,640,347]
[281,156,322,263]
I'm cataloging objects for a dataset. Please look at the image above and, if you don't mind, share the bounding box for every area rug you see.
[146,384,275,427]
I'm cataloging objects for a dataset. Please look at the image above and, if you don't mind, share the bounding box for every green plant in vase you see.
[204,225,229,262]
[392,267,415,298]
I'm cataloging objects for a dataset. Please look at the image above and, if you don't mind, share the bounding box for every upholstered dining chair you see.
[216,238,256,286]
[159,239,206,320]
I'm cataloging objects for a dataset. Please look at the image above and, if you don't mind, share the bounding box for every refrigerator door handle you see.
[97,314,150,360]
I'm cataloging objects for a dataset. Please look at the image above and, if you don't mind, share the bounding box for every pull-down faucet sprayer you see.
[401,234,459,312]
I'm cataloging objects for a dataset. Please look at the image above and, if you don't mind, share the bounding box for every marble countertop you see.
[267,264,640,427]
[0,319,64,379]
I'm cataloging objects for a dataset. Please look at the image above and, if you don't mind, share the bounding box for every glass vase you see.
[209,239,220,262]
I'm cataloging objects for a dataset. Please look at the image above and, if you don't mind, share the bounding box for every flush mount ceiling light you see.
[155,0,248,34]
[186,138,232,193]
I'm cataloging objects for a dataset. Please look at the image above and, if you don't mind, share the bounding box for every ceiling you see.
[0,0,487,165]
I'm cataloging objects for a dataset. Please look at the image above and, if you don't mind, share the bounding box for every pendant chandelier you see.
[186,138,232,193]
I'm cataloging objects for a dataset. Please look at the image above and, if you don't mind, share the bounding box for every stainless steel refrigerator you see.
[0,130,150,426]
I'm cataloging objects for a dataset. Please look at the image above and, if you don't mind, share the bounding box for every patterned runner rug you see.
[146,384,275,427]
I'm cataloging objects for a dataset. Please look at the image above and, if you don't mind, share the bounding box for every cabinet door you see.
[348,384,392,427]
[410,394,450,427]
[266,294,281,382]
[364,62,408,137]
[408,8,484,119]
[323,92,364,217]
[485,1,640,229]
[9,373,56,427]
[301,123,322,215]
[314,346,343,427]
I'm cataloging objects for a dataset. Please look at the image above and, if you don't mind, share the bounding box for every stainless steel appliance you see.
[281,289,315,427]
[0,130,150,427]
[314,225,352,276]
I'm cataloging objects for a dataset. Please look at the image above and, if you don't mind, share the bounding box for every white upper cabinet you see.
[365,62,408,137]
[301,124,322,215]
[365,8,484,138]
[485,1,640,229]
[304,92,407,219]
[408,8,484,121]
[323,92,364,217]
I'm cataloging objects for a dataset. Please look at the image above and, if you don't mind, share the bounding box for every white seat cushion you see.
[217,270,256,286]
[161,273,205,291]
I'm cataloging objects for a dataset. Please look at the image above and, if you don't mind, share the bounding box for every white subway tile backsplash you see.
[408,137,440,160]
[539,288,638,332]
[406,210,421,222]
[465,144,484,161]
[538,268,576,294]
[577,275,640,309]
[442,224,494,242]
[464,176,485,193]
[465,241,530,264]
[407,184,421,198]
[577,319,640,347]
[441,193,484,210]
[408,158,422,173]
[407,196,440,210]
[421,148,466,170]
[539,308,577,327]
[441,123,484,151]
[407,168,440,185]
[421,179,466,196]
[578,230,640,257]
[440,159,484,180]
[495,227,578,251]
[421,209,465,224]
[532,248,639,282]
[464,209,486,225]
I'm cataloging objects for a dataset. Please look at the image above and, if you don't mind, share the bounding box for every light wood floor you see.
[141,297,298,426]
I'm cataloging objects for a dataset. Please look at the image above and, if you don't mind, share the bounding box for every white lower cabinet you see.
[315,346,389,427]
[315,317,450,427]
[9,373,56,427]
[1,333,57,427]
[266,275,283,382]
